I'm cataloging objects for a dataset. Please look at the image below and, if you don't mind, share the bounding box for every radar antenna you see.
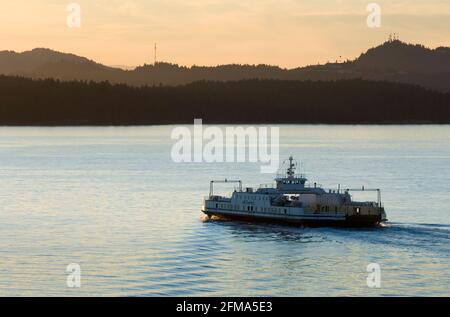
[287,155,296,177]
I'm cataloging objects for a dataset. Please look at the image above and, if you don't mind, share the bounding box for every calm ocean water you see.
[0,125,449,296]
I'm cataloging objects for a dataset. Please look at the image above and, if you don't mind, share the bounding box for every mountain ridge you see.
[1,40,449,91]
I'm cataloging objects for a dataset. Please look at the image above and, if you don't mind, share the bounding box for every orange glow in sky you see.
[1,0,449,68]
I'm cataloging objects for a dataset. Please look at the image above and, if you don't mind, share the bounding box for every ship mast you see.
[287,155,295,178]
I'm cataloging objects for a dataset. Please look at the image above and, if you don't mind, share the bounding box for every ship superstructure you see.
[201,156,387,227]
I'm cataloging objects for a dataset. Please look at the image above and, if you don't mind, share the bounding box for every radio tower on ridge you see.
[154,43,157,65]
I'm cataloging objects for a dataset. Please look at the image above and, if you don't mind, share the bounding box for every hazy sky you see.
[1,0,449,68]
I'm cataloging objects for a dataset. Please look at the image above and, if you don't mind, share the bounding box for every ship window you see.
[284,209,287,214]
[216,204,218,208]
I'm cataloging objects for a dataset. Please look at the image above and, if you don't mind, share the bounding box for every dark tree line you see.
[0,75,449,125]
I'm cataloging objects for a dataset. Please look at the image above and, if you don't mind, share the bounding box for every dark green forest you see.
[0,75,449,125]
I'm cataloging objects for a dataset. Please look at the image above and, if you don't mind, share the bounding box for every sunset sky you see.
[1,0,449,68]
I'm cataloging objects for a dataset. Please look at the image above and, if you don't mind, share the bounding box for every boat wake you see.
[340,221,450,254]
[384,222,450,236]
[202,216,450,254]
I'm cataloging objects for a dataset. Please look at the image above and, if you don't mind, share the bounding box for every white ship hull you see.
[202,156,387,228]
[202,207,383,227]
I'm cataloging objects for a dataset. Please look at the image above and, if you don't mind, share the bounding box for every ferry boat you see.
[201,156,387,227]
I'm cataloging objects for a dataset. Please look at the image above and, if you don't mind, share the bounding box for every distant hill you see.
[355,40,450,72]
[349,40,450,92]
[0,75,449,125]
[0,48,125,82]
[1,40,449,92]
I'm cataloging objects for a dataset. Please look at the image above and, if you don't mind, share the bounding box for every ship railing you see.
[346,201,378,207]
[259,183,276,189]
[205,195,231,202]
[209,180,242,197]
[275,173,307,179]
[343,188,383,208]
[304,182,323,189]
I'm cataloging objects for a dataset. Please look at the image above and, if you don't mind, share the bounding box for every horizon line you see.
[2,39,449,71]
